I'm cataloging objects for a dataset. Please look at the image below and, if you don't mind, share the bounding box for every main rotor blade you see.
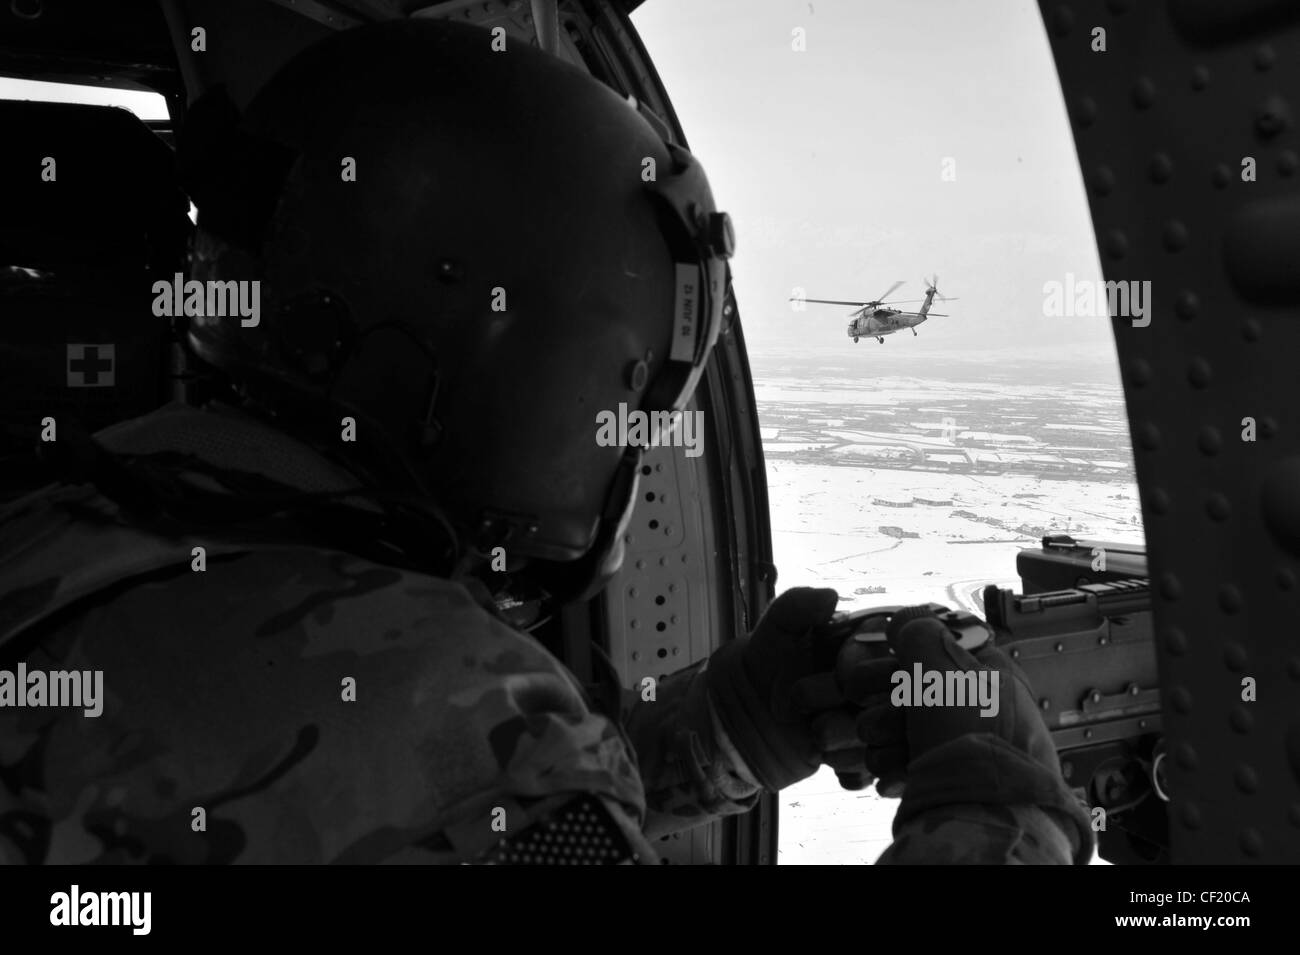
[875,280,904,303]
[794,297,871,306]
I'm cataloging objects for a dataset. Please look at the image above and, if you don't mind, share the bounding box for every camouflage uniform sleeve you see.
[620,659,763,839]
[877,734,1095,865]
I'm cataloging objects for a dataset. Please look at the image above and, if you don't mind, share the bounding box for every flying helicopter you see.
[795,276,958,343]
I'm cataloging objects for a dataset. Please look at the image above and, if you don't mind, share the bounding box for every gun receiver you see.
[982,577,1158,749]
[985,536,1167,865]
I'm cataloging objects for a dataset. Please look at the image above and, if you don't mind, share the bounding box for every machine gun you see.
[818,535,1167,864]
[984,535,1166,865]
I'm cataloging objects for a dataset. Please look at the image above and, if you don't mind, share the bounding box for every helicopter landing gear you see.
[853,336,859,343]
[912,328,917,336]
[877,337,884,344]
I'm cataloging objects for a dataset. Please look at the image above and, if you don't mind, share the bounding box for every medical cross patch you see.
[67,344,115,387]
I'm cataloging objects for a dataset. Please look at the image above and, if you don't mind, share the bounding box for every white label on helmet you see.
[670,263,700,363]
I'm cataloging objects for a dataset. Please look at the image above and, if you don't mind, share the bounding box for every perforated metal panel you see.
[605,395,723,864]
[1040,0,1300,862]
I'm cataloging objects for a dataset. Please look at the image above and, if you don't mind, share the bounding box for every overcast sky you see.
[632,0,1118,365]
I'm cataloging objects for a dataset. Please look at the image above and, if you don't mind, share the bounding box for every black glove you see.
[847,606,1094,860]
[706,587,859,791]
[844,605,1061,793]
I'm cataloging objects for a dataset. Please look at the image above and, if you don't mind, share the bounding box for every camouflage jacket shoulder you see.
[0,405,756,863]
[0,408,652,861]
[0,529,650,861]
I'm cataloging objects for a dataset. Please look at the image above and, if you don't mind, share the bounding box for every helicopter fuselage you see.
[847,286,939,342]
[847,307,928,340]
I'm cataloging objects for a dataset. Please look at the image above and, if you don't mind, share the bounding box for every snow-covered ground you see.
[767,461,1140,609]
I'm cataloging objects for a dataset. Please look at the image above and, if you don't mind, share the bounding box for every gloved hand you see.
[705,587,867,791]
[844,606,1061,796]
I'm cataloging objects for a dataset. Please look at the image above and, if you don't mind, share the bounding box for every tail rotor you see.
[924,274,959,303]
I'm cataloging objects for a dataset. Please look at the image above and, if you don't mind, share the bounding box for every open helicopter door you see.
[1039,0,1300,862]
